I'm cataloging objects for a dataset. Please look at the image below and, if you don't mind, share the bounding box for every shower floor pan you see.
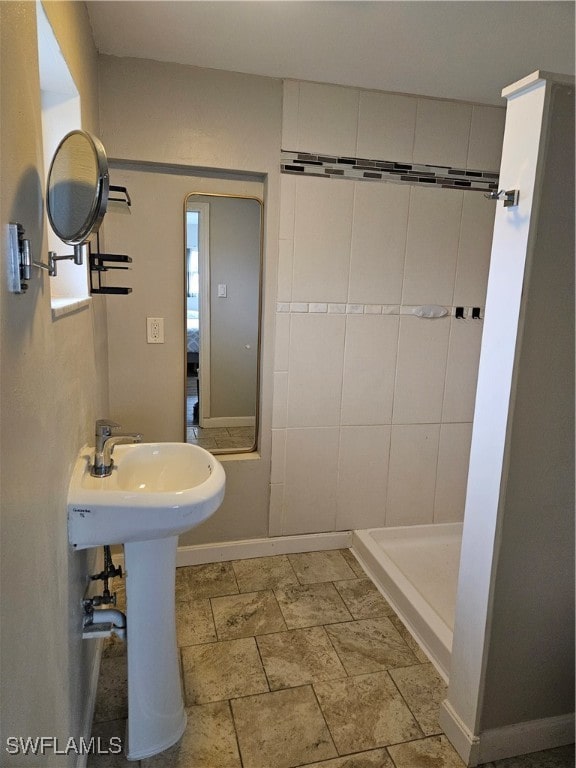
[352,522,463,681]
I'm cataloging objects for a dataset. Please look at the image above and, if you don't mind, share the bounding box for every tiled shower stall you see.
[270,80,505,536]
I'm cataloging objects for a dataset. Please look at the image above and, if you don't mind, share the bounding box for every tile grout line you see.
[308,679,341,759]
[384,667,429,742]
[321,591,354,679]
[253,631,273,695]
[226,698,246,768]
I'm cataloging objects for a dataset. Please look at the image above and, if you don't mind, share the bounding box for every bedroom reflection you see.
[185,193,262,453]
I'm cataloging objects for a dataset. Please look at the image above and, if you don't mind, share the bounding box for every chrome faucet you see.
[91,419,142,477]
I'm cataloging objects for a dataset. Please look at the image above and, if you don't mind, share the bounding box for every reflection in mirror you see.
[47,130,109,245]
[185,194,263,454]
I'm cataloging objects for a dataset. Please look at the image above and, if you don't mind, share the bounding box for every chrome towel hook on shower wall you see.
[485,188,520,207]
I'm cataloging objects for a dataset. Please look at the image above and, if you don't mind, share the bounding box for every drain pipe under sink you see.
[83,606,126,641]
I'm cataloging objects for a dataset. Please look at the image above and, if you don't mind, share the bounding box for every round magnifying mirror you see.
[47,130,109,245]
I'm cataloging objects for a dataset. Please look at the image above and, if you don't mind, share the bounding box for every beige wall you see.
[98,56,282,544]
[0,2,108,764]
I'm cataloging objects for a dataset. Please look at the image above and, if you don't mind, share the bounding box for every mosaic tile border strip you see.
[281,150,499,193]
[277,302,483,319]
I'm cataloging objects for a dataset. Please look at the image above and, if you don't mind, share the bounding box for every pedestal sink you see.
[68,442,225,760]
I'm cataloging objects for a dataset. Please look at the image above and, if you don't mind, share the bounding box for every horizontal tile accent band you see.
[277,302,484,319]
[281,150,499,193]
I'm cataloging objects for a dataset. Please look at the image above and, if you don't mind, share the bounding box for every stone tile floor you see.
[186,425,256,451]
[89,549,575,768]
[185,375,255,450]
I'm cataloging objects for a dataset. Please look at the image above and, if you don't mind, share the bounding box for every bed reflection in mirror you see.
[185,193,262,453]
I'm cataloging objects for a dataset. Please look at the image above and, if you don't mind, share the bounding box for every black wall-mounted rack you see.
[109,185,131,207]
[89,251,133,295]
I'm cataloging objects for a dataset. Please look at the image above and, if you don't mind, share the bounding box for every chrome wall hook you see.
[485,188,520,207]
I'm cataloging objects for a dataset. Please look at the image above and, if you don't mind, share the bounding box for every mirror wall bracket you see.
[8,223,31,293]
[8,223,84,293]
[8,223,85,292]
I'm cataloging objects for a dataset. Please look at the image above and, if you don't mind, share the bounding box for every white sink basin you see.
[68,440,226,760]
[68,442,225,548]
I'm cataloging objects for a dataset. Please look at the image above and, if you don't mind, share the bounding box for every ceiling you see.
[86,1,575,106]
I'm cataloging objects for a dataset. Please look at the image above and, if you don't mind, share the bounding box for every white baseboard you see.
[476,712,575,764]
[76,639,104,768]
[439,699,480,765]
[440,699,575,766]
[112,532,354,571]
[176,531,354,566]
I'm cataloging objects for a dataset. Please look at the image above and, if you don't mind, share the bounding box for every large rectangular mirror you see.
[185,193,263,453]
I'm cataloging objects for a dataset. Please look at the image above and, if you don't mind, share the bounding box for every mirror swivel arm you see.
[34,245,84,278]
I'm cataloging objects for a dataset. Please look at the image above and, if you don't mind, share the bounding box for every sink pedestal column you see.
[124,535,187,760]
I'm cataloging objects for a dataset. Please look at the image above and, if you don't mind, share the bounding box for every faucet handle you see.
[95,419,121,437]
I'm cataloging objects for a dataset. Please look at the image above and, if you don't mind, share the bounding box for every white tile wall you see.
[413,98,473,168]
[453,192,497,306]
[279,173,297,239]
[349,181,410,304]
[467,105,506,171]
[283,427,341,534]
[341,315,399,426]
[274,78,503,534]
[277,239,294,303]
[434,422,473,523]
[278,174,297,303]
[297,81,359,157]
[356,90,417,162]
[268,482,285,537]
[392,316,451,424]
[274,312,290,372]
[336,426,391,530]
[272,371,289,428]
[442,320,484,423]
[293,176,354,302]
[386,424,440,526]
[281,80,300,151]
[271,427,287,483]
[287,313,346,427]
[402,186,464,306]
[282,80,504,171]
